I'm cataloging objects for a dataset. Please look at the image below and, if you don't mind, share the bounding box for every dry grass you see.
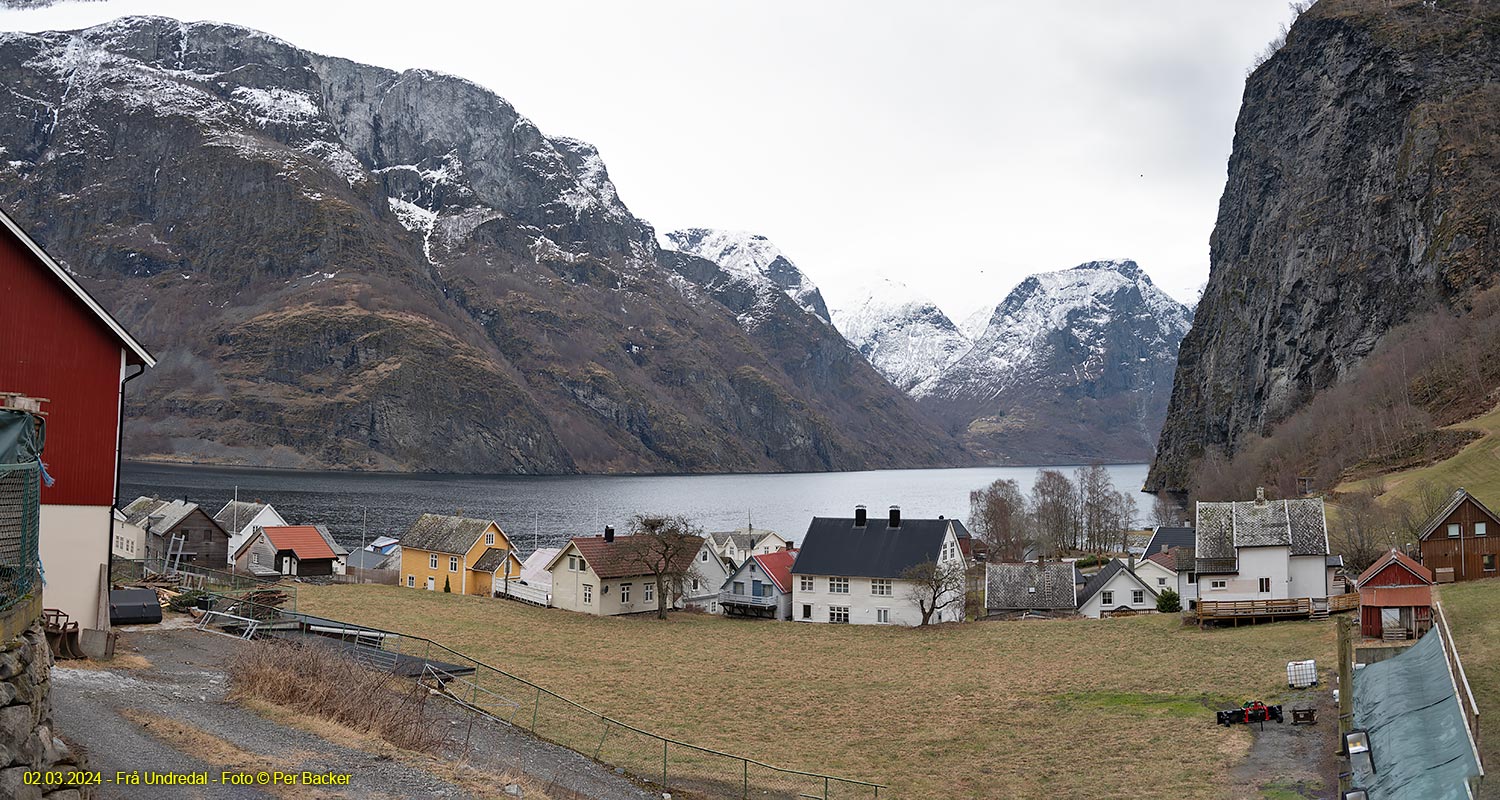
[65,652,152,671]
[297,584,1336,799]
[119,709,339,799]
[226,640,443,753]
[1341,400,1500,507]
[1432,580,1500,799]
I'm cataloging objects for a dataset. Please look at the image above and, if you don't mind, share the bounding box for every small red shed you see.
[1356,549,1434,640]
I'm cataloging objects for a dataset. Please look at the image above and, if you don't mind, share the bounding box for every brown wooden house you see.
[1414,489,1500,583]
[122,496,230,570]
[1356,549,1433,640]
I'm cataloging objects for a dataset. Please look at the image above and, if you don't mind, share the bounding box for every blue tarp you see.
[1351,628,1481,799]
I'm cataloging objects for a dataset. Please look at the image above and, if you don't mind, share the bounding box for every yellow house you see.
[398,514,521,595]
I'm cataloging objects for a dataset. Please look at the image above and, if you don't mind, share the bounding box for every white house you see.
[111,508,146,560]
[1134,551,1177,595]
[720,549,798,620]
[545,528,707,616]
[682,540,734,613]
[704,528,789,568]
[1194,489,1338,603]
[213,500,288,566]
[1075,559,1159,618]
[790,506,966,626]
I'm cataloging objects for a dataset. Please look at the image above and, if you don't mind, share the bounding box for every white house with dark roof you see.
[1194,489,1338,603]
[790,506,966,626]
[213,500,288,566]
[1134,551,1177,594]
[704,528,789,568]
[1075,559,1158,618]
[984,561,1077,618]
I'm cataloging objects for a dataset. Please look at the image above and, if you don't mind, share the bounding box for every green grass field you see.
[1433,579,1500,799]
[298,584,1334,798]
[1342,402,1500,505]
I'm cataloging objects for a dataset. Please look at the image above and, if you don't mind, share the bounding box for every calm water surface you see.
[121,462,1151,555]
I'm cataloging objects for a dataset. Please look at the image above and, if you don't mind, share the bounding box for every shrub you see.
[1156,589,1181,613]
[443,576,451,593]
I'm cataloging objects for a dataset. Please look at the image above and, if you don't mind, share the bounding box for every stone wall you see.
[0,602,89,800]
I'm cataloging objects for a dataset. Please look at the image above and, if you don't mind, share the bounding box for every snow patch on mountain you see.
[662,228,831,322]
[832,278,972,395]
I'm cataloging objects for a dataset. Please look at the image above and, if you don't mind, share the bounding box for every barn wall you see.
[1420,498,1500,581]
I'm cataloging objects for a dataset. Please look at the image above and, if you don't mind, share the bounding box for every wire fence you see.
[193,593,887,799]
[0,461,41,615]
[112,557,297,611]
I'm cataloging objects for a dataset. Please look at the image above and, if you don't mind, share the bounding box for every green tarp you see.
[0,409,43,465]
[1351,627,1482,799]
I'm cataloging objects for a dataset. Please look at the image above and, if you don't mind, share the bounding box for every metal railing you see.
[200,592,887,799]
[112,557,297,611]
[0,461,41,616]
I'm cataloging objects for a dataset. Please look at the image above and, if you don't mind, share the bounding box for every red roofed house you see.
[1133,549,1178,595]
[720,548,798,620]
[544,526,710,616]
[233,524,349,578]
[1357,549,1434,640]
[0,207,154,629]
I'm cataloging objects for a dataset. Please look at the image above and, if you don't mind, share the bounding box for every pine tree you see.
[443,575,451,593]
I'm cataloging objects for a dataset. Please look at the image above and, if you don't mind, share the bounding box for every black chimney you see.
[854,505,867,527]
[889,506,901,528]
[604,525,615,543]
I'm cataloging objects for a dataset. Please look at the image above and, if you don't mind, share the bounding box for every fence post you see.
[824,775,830,800]
[662,739,668,789]
[531,687,540,732]
[742,760,748,800]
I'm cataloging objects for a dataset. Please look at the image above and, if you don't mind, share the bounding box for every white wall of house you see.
[1077,570,1157,618]
[546,545,682,616]
[721,558,791,619]
[1177,569,1199,606]
[1199,546,1291,601]
[41,504,110,629]
[792,529,964,626]
[750,532,788,557]
[225,506,287,565]
[1288,555,1330,599]
[111,516,146,560]
[1133,559,1175,594]
[683,543,730,613]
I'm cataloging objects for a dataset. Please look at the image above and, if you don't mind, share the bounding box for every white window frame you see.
[449,555,459,572]
[799,576,813,592]
[700,550,708,561]
[568,555,578,571]
[644,583,654,603]
[829,606,850,624]
[1210,580,1227,590]
[1448,523,1462,538]
[1157,577,1167,586]
[430,553,439,569]
[485,531,495,546]
[582,583,593,604]
[1132,590,1145,605]
[829,577,849,594]
[407,575,415,587]
[876,608,890,624]
[1258,577,1271,593]
[802,603,812,619]
[1477,522,1488,537]
[620,583,631,603]
[871,579,892,596]
[1101,590,1113,606]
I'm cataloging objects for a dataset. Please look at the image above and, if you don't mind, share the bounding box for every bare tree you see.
[902,559,966,626]
[1112,491,1140,554]
[1076,464,1117,551]
[969,479,1031,561]
[1334,488,1403,573]
[622,514,703,620]
[1150,492,1186,527]
[1030,469,1077,559]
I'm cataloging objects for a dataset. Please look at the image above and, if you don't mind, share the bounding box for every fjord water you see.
[121,462,1150,554]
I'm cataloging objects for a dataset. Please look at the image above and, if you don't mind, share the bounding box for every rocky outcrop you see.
[0,614,87,800]
[1147,0,1500,491]
[919,260,1192,464]
[0,16,961,474]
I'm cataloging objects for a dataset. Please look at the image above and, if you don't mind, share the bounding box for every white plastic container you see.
[1287,659,1318,688]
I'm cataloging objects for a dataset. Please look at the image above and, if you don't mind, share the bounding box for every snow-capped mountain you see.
[662,229,831,323]
[831,279,972,394]
[920,259,1194,463]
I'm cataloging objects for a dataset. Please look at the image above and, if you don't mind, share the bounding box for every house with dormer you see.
[1194,489,1338,604]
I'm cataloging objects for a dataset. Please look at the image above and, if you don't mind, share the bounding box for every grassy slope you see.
[298,584,1332,799]
[1340,401,1500,504]
[1434,580,1500,799]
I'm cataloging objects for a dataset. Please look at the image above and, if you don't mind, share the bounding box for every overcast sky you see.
[2,0,1297,321]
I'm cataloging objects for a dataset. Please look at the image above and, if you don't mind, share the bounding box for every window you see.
[799,576,813,592]
[700,550,708,561]
[568,555,578,571]
[582,584,593,604]
[485,531,495,546]
[1210,580,1227,590]
[644,583,654,603]
[1157,577,1167,586]
[1449,523,1462,538]
[1132,590,1144,605]
[430,553,439,569]
[620,583,631,603]
[692,578,700,591]
[1478,523,1488,537]
[1485,554,1496,572]
[871,579,892,596]
[802,604,812,619]
[449,556,459,572]
[1258,577,1271,593]
[252,553,260,565]
[1101,591,1113,606]
[733,581,746,595]
[1187,572,1197,585]
[829,606,850,624]
[876,608,890,624]
[407,575,415,587]
[829,577,849,594]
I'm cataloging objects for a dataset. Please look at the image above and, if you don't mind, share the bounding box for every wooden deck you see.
[1329,592,1360,613]
[1196,598,1312,626]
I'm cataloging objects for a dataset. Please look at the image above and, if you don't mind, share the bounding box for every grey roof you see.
[345,549,394,570]
[123,496,201,534]
[400,514,493,555]
[985,562,1076,611]
[312,524,348,556]
[790,517,953,579]
[706,531,761,551]
[213,500,268,533]
[949,520,971,540]
[1415,489,1500,541]
[1326,554,1344,568]
[1076,559,1157,608]
[1195,495,1328,574]
[1144,527,1195,558]
[1172,547,1197,571]
[471,547,512,573]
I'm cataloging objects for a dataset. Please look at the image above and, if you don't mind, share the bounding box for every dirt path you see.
[1226,667,1340,799]
[51,626,656,800]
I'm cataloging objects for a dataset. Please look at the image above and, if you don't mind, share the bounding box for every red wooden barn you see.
[1356,549,1434,640]
[1414,488,1500,582]
[0,206,154,628]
